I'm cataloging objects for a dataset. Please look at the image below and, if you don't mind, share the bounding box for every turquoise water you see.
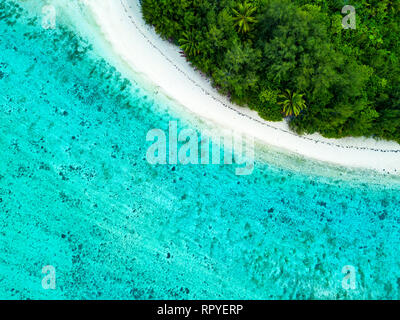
[1,0,400,300]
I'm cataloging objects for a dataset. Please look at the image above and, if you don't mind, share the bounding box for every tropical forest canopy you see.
[141,0,400,143]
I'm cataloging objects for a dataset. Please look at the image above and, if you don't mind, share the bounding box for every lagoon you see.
[0,0,400,300]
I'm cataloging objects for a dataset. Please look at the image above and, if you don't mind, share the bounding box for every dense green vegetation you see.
[141,0,400,143]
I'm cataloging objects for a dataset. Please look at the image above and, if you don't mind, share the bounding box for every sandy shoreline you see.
[84,0,400,174]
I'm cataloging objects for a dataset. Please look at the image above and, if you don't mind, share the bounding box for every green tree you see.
[279,90,307,117]
[257,87,282,121]
[141,0,400,144]
[232,2,257,34]
[179,31,200,57]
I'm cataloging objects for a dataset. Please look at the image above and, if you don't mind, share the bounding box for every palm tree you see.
[279,89,307,117]
[232,2,258,34]
[179,31,199,57]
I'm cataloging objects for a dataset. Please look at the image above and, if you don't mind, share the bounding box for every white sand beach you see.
[84,0,400,174]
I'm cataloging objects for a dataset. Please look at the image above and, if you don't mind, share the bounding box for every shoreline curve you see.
[84,0,400,175]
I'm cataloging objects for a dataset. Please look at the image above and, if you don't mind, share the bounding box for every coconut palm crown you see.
[232,2,258,34]
[279,89,307,117]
